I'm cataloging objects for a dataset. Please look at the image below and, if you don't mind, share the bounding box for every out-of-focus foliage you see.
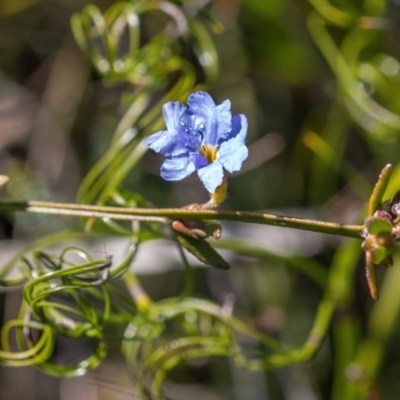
[1,0,400,400]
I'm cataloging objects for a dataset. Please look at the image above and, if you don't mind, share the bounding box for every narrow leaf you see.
[365,252,379,301]
[368,164,392,217]
[175,233,230,270]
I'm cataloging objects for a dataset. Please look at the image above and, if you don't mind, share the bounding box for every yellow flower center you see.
[199,144,218,163]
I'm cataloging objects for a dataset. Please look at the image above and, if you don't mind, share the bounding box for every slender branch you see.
[0,200,363,238]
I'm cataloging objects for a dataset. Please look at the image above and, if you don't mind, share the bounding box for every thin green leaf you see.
[368,164,393,216]
[175,233,230,270]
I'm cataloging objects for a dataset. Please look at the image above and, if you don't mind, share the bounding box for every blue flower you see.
[145,91,248,193]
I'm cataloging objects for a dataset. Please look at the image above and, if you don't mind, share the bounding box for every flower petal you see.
[146,130,171,153]
[206,99,232,146]
[194,153,209,169]
[160,156,195,181]
[218,114,248,173]
[146,128,200,157]
[162,101,187,132]
[187,91,215,118]
[197,162,224,193]
[146,101,203,156]
[226,113,247,141]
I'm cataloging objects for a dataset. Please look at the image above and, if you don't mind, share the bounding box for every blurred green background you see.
[2,0,400,399]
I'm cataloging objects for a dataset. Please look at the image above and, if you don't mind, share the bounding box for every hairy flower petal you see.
[161,156,195,181]
[197,162,224,193]
[218,114,248,173]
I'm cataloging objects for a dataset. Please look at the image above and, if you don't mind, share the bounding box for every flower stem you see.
[205,178,228,209]
[123,270,152,311]
[0,200,363,238]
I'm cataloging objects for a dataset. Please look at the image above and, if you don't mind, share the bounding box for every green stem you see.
[267,294,335,367]
[344,254,400,400]
[176,242,194,300]
[123,269,152,312]
[308,0,353,26]
[367,164,392,217]
[0,201,363,239]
